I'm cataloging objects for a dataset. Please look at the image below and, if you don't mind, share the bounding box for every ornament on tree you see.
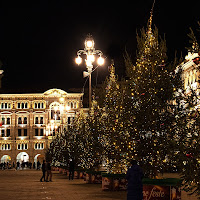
[193,57,200,65]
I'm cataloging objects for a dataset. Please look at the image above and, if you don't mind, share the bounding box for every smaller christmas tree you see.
[102,62,129,173]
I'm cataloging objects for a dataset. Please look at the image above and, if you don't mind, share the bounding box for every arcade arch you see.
[16,152,29,163]
[1,155,11,163]
[34,154,45,164]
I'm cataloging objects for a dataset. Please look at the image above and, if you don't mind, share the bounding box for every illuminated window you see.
[17,143,28,150]
[35,143,44,150]
[34,102,45,109]
[1,143,11,150]
[0,102,12,109]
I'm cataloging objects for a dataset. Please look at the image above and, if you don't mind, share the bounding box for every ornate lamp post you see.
[75,34,104,108]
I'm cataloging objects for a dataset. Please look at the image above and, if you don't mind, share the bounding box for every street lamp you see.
[75,34,104,108]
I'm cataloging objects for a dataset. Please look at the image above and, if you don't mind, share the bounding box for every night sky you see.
[0,1,200,94]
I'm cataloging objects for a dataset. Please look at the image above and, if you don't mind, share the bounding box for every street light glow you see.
[75,35,104,107]
[75,56,82,65]
[97,56,105,66]
[85,40,94,49]
[87,54,95,63]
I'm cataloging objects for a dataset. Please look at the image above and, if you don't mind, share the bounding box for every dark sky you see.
[0,1,200,93]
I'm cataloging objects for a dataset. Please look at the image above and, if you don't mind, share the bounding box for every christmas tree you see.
[124,8,175,177]
[102,62,129,173]
[65,109,87,168]
[46,133,67,166]
[173,29,200,198]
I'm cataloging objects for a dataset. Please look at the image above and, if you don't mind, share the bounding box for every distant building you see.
[180,52,200,94]
[0,88,83,166]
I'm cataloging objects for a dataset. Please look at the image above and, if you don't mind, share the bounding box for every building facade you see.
[0,88,83,166]
[180,52,200,94]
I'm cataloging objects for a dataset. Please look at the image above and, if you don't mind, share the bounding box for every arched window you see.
[18,117,22,124]
[25,103,28,108]
[7,117,10,125]
[71,102,73,108]
[35,117,39,124]
[40,117,43,124]
[24,117,27,124]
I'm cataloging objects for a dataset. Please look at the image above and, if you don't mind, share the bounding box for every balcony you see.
[33,136,46,140]
[0,136,11,141]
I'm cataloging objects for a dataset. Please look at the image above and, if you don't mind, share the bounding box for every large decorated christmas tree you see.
[124,9,175,177]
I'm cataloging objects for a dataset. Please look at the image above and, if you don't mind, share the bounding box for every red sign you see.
[143,185,181,200]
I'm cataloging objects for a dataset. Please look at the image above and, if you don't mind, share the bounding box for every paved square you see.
[0,170,126,200]
[0,170,198,200]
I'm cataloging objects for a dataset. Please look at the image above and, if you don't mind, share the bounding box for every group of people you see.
[0,162,11,170]
[40,159,75,182]
[40,160,52,182]
[0,161,44,170]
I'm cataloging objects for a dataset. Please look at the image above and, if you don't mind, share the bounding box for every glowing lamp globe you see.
[97,56,104,66]
[75,56,82,65]
[85,39,94,49]
[87,54,95,63]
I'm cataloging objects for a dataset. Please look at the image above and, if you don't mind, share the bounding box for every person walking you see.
[40,160,46,182]
[126,160,144,200]
[46,161,52,182]
[69,159,75,180]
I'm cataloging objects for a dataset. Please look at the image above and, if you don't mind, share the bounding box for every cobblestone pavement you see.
[0,170,198,200]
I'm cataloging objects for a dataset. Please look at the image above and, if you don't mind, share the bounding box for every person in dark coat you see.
[46,161,52,182]
[40,160,46,182]
[69,159,75,180]
[126,160,143,200]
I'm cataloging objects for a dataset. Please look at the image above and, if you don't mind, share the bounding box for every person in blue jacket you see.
[126,160,144,200]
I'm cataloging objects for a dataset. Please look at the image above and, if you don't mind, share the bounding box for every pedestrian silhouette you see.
[69,159,75,180]
[40,160,46,182]
[126,160,143,200]
[46,161,52,182]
